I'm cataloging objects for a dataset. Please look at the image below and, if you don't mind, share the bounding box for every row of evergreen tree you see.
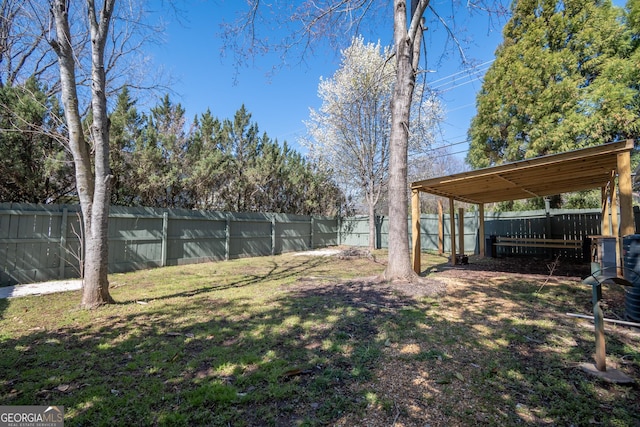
[0,81,346,215]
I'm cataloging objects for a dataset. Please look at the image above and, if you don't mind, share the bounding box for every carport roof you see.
[411,140,634,205]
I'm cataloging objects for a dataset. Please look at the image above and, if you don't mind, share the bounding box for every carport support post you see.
[450,198,456,265]
[458,207,464,257]
[411,189,421,274]
[479,204,485,257]
[611,179,620,272]
[618,150,634,269]
[601,184,610,236]
[437,200,444,254]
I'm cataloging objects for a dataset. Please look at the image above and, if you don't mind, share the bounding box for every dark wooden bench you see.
[490,236,590,260]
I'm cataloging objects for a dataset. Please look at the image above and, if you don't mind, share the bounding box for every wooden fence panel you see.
[490,215,548,257]
[61,209,83,280]
[549,210,601,240]
[438,212,480,254]
[0,204,342,286]
[419,214,440,252]
[0,204,76,285]
[3,203,638,287]
[313,217,338,248]
[228,213,272,259]
[108,209,164,273]
[167,211,227,266]
[274,213,311,254]
[339,216,370,247]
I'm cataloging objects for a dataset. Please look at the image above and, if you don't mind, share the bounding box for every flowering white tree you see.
[304,36,441,250]
[305,37,392,250]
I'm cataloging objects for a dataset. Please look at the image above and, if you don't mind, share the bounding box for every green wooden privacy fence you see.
[339,208,637,258]
[1,203,635,286]
[0,203,338,286]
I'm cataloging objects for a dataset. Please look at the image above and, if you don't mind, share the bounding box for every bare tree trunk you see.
[51,0,115,308]
[384,0,428,280]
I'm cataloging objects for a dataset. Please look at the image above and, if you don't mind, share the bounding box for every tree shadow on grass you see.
[0,260,638,426]
[398,272,640,426]
[111,256,328,305]
[0,298,7,321]
[0,276,404,425]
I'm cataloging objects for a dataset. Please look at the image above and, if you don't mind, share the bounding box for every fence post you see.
[271,215,276,256]
[58,207,68,279]
[337,217,342,245]
[437,200,444,254]
[225,214,231,261]
[310,216,315,250]
[161,212,168,267]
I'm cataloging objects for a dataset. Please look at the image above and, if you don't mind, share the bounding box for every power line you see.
[408,135,474,161]
[428,61,494,93]
[440,148,470,158]
[445,102,476,114]
[431,68,490,92]
[436,75,489,93]
[421,62,493,135]
[427,60,495,86]
[434,138,471,149]
[409,146,470,161]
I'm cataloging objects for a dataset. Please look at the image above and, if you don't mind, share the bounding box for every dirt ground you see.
[376,254,592,300]
[290,250,638,426]
[442,254,592,277]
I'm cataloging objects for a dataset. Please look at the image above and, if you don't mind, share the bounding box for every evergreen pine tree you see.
[109,87,143,206]
[468,0,638,169]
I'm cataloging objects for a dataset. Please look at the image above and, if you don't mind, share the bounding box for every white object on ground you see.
[0,280,82,299]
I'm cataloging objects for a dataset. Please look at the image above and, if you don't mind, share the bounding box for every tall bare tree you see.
[0,0,57,88]
[226,0,462,281]
[384,0,429,279]
[36,0,163,308]
[49,0,115,308]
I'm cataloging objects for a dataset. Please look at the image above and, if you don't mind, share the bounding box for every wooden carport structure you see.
[410,139,636,272]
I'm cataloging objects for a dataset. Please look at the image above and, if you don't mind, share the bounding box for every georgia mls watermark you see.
[0,406,64,427]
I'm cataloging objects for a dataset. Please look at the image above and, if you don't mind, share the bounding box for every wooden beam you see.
[618,151,634,237]
[412,189,421,274]
[495,175,541,198]
[450,198,456,265]
[437,200,443,254]
[601,184,610,236]
[410,140,634,205]
[618,151,634,275]
[611,174,619,273]
[458,207,465,256]
[479,204,485,257]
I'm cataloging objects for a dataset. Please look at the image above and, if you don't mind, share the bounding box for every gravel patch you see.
[0,279,82,299]
[292,248,343,257]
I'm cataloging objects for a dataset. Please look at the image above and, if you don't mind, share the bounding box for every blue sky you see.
[147,1,507,162]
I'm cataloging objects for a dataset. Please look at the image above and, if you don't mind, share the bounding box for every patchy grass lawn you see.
[0,250,638,426]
